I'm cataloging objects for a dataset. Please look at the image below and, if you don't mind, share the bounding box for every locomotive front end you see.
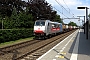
[34,20,46,39]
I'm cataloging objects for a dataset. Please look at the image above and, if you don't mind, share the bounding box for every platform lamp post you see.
[77,17,80,29]
[77,16,85,34]
[77,7,89,39]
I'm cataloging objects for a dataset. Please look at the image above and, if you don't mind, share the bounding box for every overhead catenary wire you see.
[55,0,70,14]
[63,0,75,17]
[55,0,76,18]
[53,7,70,19]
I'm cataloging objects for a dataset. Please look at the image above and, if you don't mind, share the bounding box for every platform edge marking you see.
[70,30,80,60]
[36,30,79,60]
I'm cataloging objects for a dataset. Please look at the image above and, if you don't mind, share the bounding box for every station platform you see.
[37,29,90,60]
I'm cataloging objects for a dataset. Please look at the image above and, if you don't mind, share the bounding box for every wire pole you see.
[84,16,85,34]
[86,7,89,39]
[77,16,85,34]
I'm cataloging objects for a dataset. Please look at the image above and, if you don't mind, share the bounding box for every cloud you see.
[23,0,90,25]
[46,0,58,6]
[46,0,80,7]
[58,0,79,6]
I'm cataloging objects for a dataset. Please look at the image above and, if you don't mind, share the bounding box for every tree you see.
[17,12,33,28]
[68,21,77,26]
[0,0,26,17]
[3,7,18,29]
[54,14,63,23]
[4,9,33,29]
[0,15,2,29]
[27,0,57,21]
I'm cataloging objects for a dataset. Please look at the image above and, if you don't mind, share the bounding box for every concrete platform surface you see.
[37,29,90,60]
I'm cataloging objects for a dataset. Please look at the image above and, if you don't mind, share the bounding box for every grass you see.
[0,37,34,48]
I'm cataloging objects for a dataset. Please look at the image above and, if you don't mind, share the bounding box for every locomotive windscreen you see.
[35,21,45,26]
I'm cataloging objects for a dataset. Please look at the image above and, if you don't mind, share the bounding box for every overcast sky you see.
[23,0,90,26]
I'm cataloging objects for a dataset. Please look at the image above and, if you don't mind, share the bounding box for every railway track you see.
[0,30,76,60]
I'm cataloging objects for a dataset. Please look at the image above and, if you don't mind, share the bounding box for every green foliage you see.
[0,15,3,29]
[54,14,63,23]
[17,12,34,28]
[0,0,64,43]
[0,19,2,29]
[0,0,26,17]
[68,21,77,26]
[0,7,34,43]
[0,29,33,43]
[3,8,33,29]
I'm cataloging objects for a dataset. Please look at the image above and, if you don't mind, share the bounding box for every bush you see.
[0,29,33,43]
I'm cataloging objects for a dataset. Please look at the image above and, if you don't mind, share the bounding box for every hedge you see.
[0,29,33,43]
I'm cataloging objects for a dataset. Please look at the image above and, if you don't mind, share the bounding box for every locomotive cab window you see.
[35,21,45,26]
[48,23,49,26]
[52,24,56,28]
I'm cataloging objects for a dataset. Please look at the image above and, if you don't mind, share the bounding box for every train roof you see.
[35,20,62,24]
[50,22,61,24]
[35,20,51,22]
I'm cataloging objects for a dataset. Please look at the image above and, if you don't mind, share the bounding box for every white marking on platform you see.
[20,59,25,60]
[53,59,56,60]
[70,54,78,60]
[55,55,65,58]
[58,30,78,54]
[37,30,79,60]
[70,30,80,60]
[55,55,59,57]
[24,56,29,59]
[60,52,66,55]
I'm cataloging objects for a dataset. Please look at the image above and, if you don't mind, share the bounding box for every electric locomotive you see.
[33,20,62,39]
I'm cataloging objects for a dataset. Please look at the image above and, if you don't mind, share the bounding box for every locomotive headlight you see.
[41,34,43,35]
[43,30,45,32]
[34,30,36,32]
[41,33,44,35]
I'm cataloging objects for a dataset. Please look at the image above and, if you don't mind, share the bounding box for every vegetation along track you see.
[0,30,76,60]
